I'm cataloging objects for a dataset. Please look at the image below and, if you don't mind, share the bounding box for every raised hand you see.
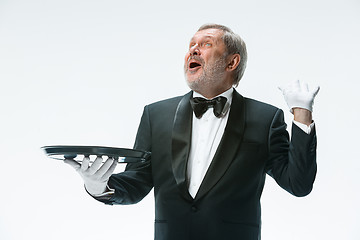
[279,79,320,113]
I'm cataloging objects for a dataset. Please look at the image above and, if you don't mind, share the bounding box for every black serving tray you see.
[41,145,151,163]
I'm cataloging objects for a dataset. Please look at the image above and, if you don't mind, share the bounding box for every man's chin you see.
[186,77,207,93]
[186,78,199,90]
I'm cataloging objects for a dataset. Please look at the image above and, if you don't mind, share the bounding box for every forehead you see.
[190,28,224,42]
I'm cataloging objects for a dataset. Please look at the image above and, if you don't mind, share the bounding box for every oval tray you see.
[41,145,151,163]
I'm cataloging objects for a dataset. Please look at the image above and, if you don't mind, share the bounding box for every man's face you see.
[184,28,229,93]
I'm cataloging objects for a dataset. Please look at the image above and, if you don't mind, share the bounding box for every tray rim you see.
[41,145,151,162]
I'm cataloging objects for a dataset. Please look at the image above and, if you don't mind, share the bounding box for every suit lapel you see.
[195,90,246,200]
[171,91,193,201]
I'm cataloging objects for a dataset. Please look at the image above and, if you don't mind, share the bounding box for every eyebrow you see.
[190,35,216,43]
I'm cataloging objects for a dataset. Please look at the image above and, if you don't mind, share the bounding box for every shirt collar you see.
[193,87,233,103]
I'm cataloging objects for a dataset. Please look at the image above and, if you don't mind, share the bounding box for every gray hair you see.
[198,24,247,86]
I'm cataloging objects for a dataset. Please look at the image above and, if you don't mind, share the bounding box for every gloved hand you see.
[64,156,117,195]
[279,80,320,113]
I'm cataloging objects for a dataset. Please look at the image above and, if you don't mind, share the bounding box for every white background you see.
[1,0,359,239]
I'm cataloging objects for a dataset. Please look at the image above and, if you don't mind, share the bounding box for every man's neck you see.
[194,86,233,99]
[193,87,233,100]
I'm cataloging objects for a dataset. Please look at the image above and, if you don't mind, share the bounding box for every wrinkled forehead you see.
[190,28,224,43]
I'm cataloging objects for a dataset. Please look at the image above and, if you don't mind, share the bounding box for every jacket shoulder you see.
[146,91,192,111]
[147,95,184,109]
[243,97,281,116]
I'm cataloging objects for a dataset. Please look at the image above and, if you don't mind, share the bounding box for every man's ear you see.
[227,54,241,72]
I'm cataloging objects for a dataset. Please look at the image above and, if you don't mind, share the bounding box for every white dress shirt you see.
[187,88,233,198]
[187,88,315,198]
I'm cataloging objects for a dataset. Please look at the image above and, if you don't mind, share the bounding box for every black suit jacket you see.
[96,89,317,240]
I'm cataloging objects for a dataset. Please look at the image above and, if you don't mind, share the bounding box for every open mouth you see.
[188,60,202,71]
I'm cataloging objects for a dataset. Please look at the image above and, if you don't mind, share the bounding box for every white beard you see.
[185,55,227,92]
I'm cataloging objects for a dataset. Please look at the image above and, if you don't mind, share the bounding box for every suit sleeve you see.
[94,106,154,205]
[265,109,317,197]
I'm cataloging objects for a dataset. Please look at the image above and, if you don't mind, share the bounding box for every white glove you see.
[64,156,117,195]
[279,80,320,113]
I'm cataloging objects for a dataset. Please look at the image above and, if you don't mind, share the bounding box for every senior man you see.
[65,24,319,240]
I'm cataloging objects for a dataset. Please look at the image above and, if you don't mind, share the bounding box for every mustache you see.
[187,56,204,65]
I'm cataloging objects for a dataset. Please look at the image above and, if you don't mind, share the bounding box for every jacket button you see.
[191,206,198,212]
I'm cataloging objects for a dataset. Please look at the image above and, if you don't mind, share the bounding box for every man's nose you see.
[190,44,200,56]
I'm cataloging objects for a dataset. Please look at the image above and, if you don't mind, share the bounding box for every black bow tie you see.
[190,96,227,118]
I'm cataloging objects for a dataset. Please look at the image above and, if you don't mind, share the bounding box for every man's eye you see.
[204,43,212,47]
